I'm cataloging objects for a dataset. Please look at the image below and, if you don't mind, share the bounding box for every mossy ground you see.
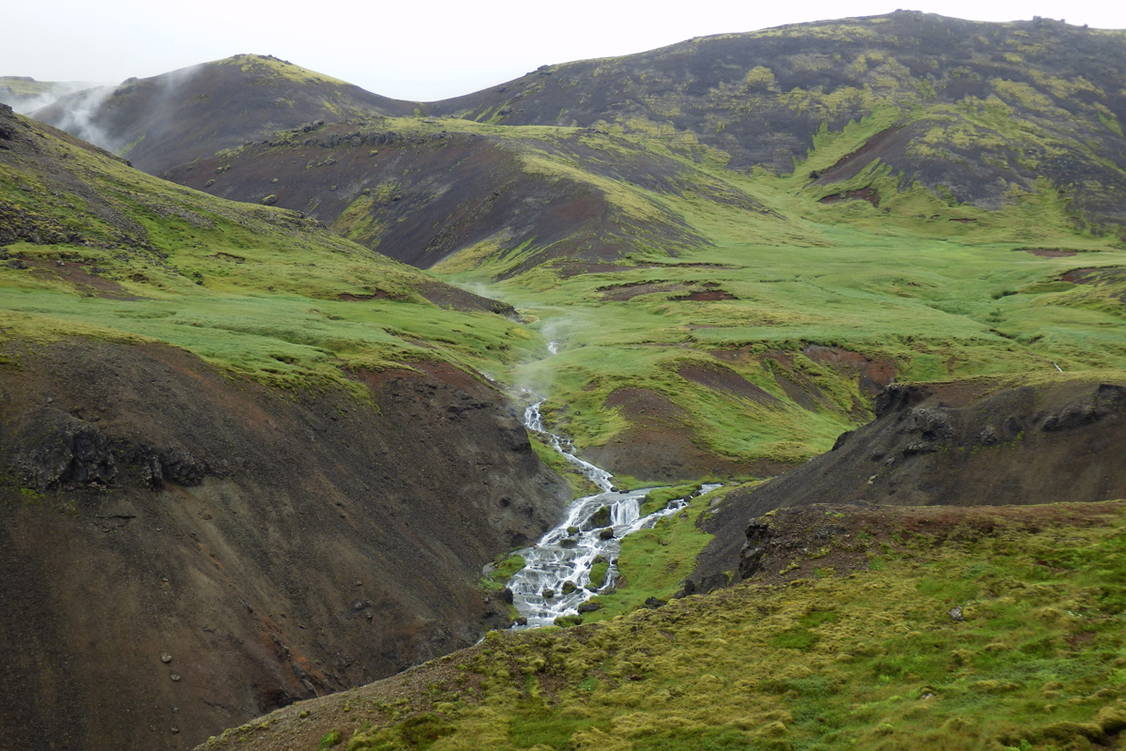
[198,500,1126,751]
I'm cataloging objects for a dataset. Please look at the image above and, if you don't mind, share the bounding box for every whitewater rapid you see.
[508,399,719,627]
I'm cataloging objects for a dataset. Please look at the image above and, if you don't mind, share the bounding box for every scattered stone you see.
[949,606,965,622]
[566,526,580,536]
[643,597,667,609]
[577,601,602,613]
[542,588,554,599]
[169,673,182,682]
[514,616,528,627]
[561,581,577,594]
[160,653,172,664]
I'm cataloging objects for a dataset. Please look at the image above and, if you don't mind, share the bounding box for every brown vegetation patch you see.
[677,363,781,407]
[1060,265,1126,284]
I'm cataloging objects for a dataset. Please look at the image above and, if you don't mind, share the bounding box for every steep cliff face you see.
[685,379,1126,594]
[0,339,568,751]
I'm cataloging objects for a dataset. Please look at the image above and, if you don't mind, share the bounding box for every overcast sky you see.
[5,1,1126,101]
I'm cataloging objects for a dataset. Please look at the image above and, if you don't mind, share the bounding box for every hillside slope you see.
[430,12,1126,235]
[0,103,568,750]
[193,500,1126,751]
[33,54,411,174]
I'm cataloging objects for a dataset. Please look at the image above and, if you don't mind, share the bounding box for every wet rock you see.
[542,588,554,599]
[501,587,514,604]
[587,507,611,528]
[560,537,578,548]
[513,616,528,627]
[561,581,577,595]
[738,520,773,579]
[566,526,580,536]
[554,615,583,627]
[577,601,602,613]
[643,597,666,609]
[598,527,615,540]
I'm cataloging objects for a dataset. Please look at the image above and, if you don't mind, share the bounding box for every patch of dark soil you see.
[337,289,395,301]
[416,281,517,316]
[0,338,568,751]
[684,379,1126,594]
[597,280,683,301]
[1014,247,1088,257]
[22,257,141,299]
[818,186,880,207]
[677,363,781,407]
[1060,265,1126,284]
[585,387,792,481]
[802,344,896,398]
[811,126,909,184]
[671,288,737,301]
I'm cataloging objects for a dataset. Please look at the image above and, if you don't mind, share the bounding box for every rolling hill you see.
[5,10,1126,751]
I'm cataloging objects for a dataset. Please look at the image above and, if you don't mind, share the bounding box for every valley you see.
[1,10,1125,751]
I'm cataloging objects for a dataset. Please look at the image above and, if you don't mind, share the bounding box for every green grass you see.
[237,501,1125,751]
[582,487,727,623]
[0,112,536,395]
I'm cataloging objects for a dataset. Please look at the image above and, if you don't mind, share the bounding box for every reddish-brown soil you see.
[0,339,568,751]
[802,344,897,397]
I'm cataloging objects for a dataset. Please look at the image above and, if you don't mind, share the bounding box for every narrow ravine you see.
[509,398,720,628]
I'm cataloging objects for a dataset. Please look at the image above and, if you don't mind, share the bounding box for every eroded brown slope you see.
[0,339,568,751]
[685,379,1126,593]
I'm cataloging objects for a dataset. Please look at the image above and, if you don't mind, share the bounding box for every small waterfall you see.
[509,400,719,627]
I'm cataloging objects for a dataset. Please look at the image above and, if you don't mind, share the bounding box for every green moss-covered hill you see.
[195,500,1126,751]
[430,12,1126,236]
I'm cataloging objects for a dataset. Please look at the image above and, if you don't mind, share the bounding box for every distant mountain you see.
[34,54,413,173]
[427,12,1126,234]
[0,75,95,113]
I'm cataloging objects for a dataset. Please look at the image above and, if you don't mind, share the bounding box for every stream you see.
[507,399,720,628]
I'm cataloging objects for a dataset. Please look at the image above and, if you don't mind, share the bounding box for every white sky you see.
[5,1,1126,101]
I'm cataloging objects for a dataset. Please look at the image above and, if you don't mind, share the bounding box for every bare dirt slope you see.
[0,339,568,751]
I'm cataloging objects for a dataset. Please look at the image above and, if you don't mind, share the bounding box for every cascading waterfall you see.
[509,378,720,628]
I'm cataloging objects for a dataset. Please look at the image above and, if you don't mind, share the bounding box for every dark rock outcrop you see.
[684,379,1126,594]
